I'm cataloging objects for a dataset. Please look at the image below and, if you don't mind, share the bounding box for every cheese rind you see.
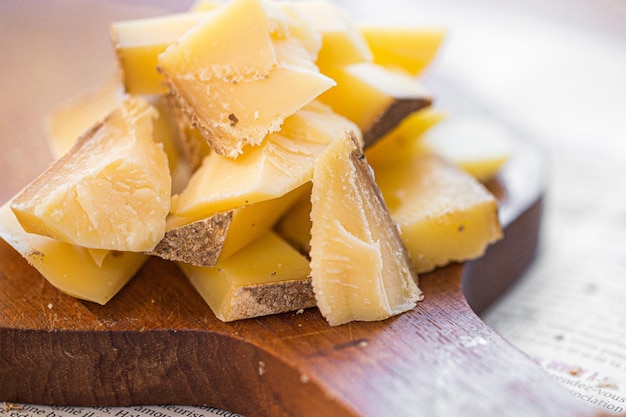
[178,231,314,322]
[0,203,147,305]
[310,132,421,326]
[10,97,171,252]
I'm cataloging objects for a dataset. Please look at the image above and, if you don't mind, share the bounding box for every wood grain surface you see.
[0,2,605,417]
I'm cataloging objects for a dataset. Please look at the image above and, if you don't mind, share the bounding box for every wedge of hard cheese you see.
[360,26,445,76]
[364,108,445,167]
[420,115,513,182]
[178,231,314,322]
[111,10,215,95]
[310,132,422,326]
[373,152,503,273]
[0,203,147,305]
[319,63,432,147]
[10,97,171,252]
[45,78,125,159]
[294,0,372,71]
[158,0,335,158]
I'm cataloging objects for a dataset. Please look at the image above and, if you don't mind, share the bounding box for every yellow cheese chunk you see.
[0,203,147,305]
[158,0,335,158]
[165,95,212,172]
[319,62,431,147]
[178,231,314,322]
[360,26,445,76]
[152,184,308,266]
[10,97,171,252]
[146,95,191,194]
[364,108,445,168]
[111,11,214,95]
[160,0,276,83]
[373,152,503,273]
[294,0,372,71]
[219,185,308,260]
[271,1,322,65]
[310,132,421,326]
[45,78,125,159]
[45,85,186,191]
[170,102,357,219]
[274,187,313,255]
[420,115,513,182]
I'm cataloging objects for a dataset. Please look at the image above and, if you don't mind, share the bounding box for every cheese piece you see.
[373,152,503,273]
[45,89,186,263]
[364,108,444,168]
[294,0,372,71]
[146,95,191,194]
[319,62,432,147]
[360,26,445,75]
[310,132,422,326]
[158,0,335,158]
[274,187,312,255]
[178,231,315,322]
[170,101,357,219]
[45,85,187,192]
[271,1,322,66]
[110,11,214,95]
[151,184,307,266]
[10,97,171,252]
[0,203,147,305]
[165,95,212,172]
[420,115,513,182]
[45,78,125,159]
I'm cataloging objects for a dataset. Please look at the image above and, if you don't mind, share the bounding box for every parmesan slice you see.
[10,97,171,252]
[178,231,314,322]
[310,132,422,326]
[0,203,147,305]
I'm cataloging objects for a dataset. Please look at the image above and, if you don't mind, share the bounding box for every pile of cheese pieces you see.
[0,0,509,326]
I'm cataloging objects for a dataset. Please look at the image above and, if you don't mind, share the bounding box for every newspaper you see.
[0,405,243,417]
[482,143,626,415]
[475,3,626,415]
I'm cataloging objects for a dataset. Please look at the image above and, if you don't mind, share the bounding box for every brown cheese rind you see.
[224,278,316,322]
[362,96,432,148]
[149,211,233,266]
